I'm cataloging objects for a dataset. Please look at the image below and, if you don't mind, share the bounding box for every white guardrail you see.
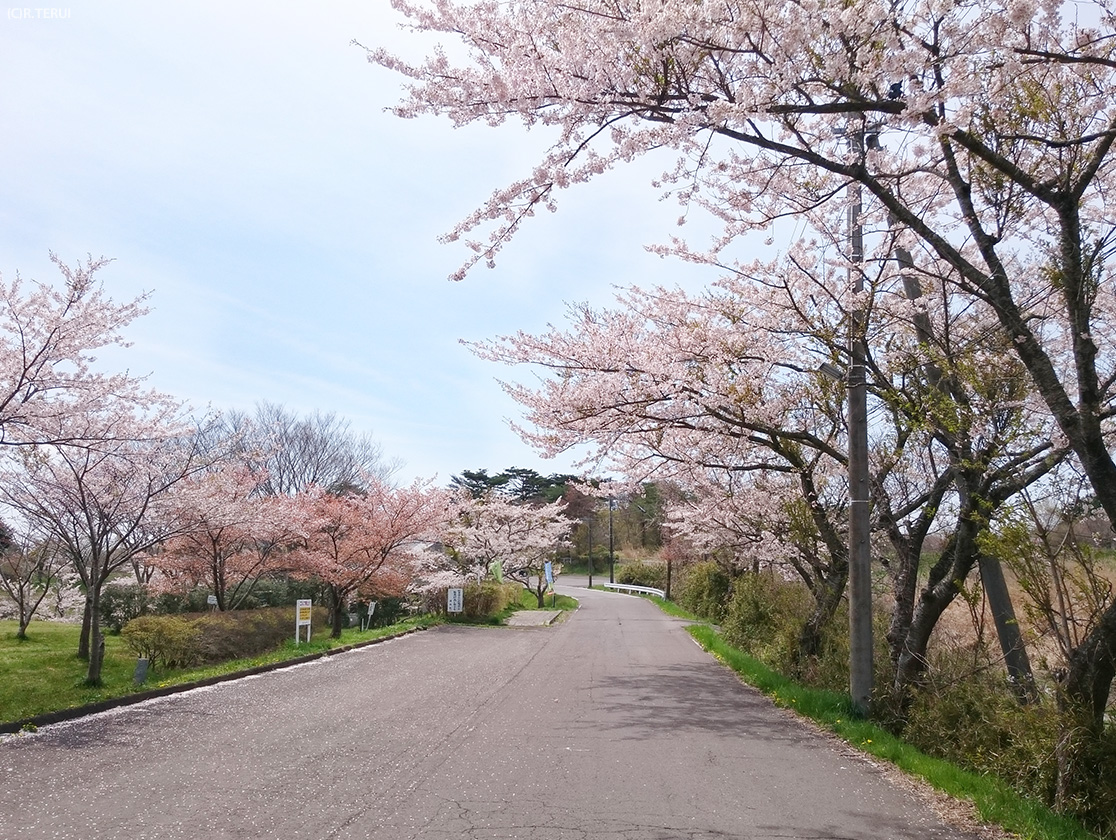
[602,582,666,599]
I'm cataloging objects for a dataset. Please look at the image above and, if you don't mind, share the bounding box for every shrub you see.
[122,605,331,671]
[365,597,407,628]
[99,583,150,633]
[902,661,1059,794]
[121,615,200,669]
[188,605,330,662]
[615,560,667,589]
[461,581,520,619]
[675,561,731,622]
[721,571,812,669]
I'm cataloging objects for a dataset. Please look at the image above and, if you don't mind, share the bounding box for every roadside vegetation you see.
[611,555,1112,840]
[0,578,577,729]
[0,615,437,728]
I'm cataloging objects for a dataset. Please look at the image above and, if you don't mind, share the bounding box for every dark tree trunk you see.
[84,585,105,685]
[78,596,92,660]
[330,586,344,639]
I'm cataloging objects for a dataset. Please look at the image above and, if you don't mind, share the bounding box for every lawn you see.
[0,616,437,727]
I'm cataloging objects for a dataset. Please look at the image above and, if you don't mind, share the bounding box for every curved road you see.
[0,584,982,839]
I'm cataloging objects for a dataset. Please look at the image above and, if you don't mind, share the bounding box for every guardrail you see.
[602,582,666,599]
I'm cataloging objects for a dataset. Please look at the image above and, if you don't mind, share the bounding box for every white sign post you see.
[447,587,464,614]
[295,599,312,644]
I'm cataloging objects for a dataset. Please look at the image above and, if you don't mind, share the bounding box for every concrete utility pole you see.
[608,497,615,584]
[847,133,873,717]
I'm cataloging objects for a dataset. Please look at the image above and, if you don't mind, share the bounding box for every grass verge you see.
[445,588,579,626]
[686,624,1097,840]
[0,615,440,727]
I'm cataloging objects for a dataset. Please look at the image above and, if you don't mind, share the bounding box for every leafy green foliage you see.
[675,561,731,622]
[614,559,667,589]
[720,571,812,666]
[99,583,151,633]
[120,616,200,669]
[459,581,522,620]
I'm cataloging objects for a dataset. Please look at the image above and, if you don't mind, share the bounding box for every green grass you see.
[443,588,580,626]
[0,616,439,726]
[686,624,1098,840]
[512,588,578,611]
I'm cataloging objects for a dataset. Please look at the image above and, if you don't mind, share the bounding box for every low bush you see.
[675,561,732,622]
[902,667,1059,803]
[615,560,667,589]
[121,605,330,671]
[721,571,813,670]
[188,605,330,662]
[121,615,200,669]
[898,647,1116,836]
[461,581,520,619]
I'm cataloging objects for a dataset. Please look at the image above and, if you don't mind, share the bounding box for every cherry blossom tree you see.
[0,526,68,639]
[372,0,1116,734]
[0,254,158,447]
[293,479,442,638]
[471,265,1064,687]
[0,405,212,684]
[156,466,307,611]
[437,491,571,606]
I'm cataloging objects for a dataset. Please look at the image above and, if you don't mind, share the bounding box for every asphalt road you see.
[0,584,984,839]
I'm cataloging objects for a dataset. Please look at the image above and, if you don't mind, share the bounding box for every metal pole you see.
[847,133,873,717]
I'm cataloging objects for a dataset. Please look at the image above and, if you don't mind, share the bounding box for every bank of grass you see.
[686,624,1097,840]
[0,615,439,727]
[448,588,578,625]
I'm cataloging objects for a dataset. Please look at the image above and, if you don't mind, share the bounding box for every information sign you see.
[447,587,464,614]
[295,598,312,644]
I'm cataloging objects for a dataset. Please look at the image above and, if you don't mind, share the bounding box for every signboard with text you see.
[447,588,464,614]
[295,599,312,643]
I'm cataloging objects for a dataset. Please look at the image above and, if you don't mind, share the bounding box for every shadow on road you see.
[587,662,816,744]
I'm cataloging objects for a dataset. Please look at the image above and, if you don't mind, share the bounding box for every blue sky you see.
[0,1,718,483]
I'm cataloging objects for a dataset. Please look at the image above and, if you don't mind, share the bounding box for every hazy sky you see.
[0,1,720,483]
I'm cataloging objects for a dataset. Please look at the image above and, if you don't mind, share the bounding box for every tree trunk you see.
[893,521,980,697]
[84,585,105,685]
[330,586,344,639]
[78,595,92,660]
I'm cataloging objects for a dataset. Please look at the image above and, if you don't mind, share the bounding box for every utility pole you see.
[608,497,615,584]
[847,131,873,717]
[587,516,593,588]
